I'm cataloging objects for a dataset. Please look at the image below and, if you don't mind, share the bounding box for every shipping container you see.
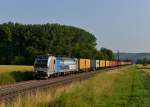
[121,61,125,65]
[112,61,116,67]
[118,61,121,66]
[79,59,91,72]
[86,59,91,71]
[96,60,100,69]
[109,61,113,67]
[91,59,96,70]
[100,60,105,68]
[113,61,117,67]
[100,60,103,68]
[106,60,110,67]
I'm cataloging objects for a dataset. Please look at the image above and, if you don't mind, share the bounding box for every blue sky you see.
[0,0,150,53]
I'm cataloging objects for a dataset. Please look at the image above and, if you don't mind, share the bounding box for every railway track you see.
[0,66,129,103]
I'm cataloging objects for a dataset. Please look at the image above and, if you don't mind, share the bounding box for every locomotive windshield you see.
[34,58,48,68]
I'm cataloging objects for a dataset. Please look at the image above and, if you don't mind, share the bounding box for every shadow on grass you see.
[0,71,35,85]
[9,71,35,82]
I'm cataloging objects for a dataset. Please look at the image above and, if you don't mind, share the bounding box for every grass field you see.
[0,65,34,85]
[1,65,150,107]
[0,65,33,73]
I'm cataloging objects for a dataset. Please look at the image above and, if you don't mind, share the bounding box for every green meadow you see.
[0,65,34,85]
[2,65,150,107]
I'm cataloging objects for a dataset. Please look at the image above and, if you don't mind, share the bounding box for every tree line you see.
[0,22,114,65]
[136,58,150,66]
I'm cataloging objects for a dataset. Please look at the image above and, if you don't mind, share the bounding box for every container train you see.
[34,55,132,78]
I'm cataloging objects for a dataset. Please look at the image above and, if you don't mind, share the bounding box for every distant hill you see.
[114,53,150,63]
